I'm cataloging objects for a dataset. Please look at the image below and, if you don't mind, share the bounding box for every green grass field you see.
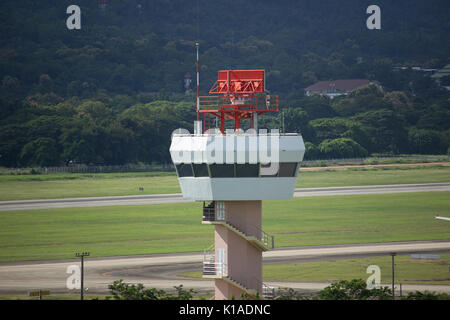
[0,165,448,201]
[296,165,450,188]
[179,254,450,285]
[262,254,450,285]
[0,191,449,262]
[0,202,213,262]
[0,172,178,201]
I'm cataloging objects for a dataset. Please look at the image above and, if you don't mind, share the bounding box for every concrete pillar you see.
[214,200,263,300]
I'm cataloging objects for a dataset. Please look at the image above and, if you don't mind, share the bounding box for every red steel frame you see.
[198,70,278,133]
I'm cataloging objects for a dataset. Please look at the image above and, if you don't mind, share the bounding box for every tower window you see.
[279,162,298,177]
[209,164,235,177]
[192,163,209,177]
[176,164,193,177]
[235,164,259,177]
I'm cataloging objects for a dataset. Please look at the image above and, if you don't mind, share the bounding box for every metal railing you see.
[203,261,227,277]
[239,276,275,299]
[202,207,274,249]
[199,95,279,112]
[201,202,274,249]
[202,244,274,298]
[262,283,276,300]
[5,163,175,175]
[226,220,274,250]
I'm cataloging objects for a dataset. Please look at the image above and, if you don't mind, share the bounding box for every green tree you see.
[274,287,309,300]
[416,107,450,131]
[297,95,337,120]
[408,128,447,154]
[383,91,413,114]
[304,141,320,160]
[352,109,409,154]
[108,279,195,300]
[310,117,370,149]
[318,138,368,159]
[282,108,315,142]
[332,85,387,117]
[317,279,391,300]
[403,291,450,300]
[19,137,59,166]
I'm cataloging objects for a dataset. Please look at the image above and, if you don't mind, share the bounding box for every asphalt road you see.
[1,240,449,295]
[1,182,449,211]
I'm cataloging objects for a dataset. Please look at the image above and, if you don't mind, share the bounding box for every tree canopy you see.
[0,1,449,166]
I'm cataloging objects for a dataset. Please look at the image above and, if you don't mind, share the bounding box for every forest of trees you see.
[0,0,449,167]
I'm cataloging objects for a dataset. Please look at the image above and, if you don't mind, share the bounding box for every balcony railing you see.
[202,244,275,298]
[262,284,276,300]
[199,95,279,113]
[226,220,275,250]
[202,203,274,249]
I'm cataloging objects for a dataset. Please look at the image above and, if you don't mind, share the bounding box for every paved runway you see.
[1,241,449,295]
[1,182,449,211]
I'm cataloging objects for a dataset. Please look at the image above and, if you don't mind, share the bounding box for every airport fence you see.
[1,155,448,175]
[2,163,175,175]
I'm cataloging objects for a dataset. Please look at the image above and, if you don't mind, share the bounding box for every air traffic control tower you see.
[170,69,305,299]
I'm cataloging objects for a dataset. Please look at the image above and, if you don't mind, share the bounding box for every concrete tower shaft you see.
[203,201,265,299]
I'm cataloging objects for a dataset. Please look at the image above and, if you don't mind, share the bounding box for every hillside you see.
[0,0,449,166]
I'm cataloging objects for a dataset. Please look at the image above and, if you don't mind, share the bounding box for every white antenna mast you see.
[196,42,200,121]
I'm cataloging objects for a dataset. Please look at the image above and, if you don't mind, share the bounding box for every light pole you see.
[75,252,90,300]
[391,252,396,300]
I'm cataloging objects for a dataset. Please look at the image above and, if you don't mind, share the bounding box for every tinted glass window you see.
[236,164,259,177]
[209,164,235,177]
[176,164,193,177]
[279,162,298,177]
[192,163,209,177]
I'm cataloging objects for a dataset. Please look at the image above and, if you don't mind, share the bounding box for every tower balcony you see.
[170,132,305,201]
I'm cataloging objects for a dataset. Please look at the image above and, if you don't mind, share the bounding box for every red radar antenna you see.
[198,70,278,133]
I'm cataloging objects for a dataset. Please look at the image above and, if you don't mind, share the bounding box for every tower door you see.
[216,248,226,276]
[216,201,225,221]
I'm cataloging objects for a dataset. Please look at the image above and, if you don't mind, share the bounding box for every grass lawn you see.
[0,202,213,262]
[0,172,178,201]
[262,254,450,285]
[296,165,450,188]
[0,165,448,201]
[0,191,449,262]
[179,254,450,286]
[264,191,450,247]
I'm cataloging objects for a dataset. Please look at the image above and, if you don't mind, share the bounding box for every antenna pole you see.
[196,42,200,121]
